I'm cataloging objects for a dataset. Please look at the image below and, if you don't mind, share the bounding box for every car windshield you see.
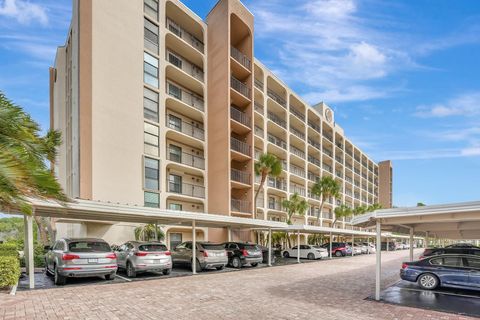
[201,243,224,250]
[243,244,259,250]
[139,244,167,251]
[68,241,111,252]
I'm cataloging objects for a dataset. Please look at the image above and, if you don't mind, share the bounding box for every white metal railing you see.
[166,81,204,111]
[166,50,204,82]
[166,18,204,53]
[231,46,251,70]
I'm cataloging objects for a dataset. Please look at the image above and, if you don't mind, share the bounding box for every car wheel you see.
[216,265,225,271]
[162,268,171,275]
[105,273,115,281]
[251,263,258,267]
[283,251,290,258]
[126,262,137,278]
[418,273,439,290]
[335,250,342,257]
[307,253,315,260]
[54,265,66,286]
[232,257,242,269]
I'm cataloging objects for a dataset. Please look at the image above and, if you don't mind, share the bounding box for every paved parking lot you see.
[0,249,475,320]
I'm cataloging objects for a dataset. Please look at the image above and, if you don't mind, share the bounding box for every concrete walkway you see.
[0,249,474,320]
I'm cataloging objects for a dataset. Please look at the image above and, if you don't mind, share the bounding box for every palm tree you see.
[352,205,368,215]
[282,193,309,247]
[367,203,382,212]
[0,92,67,244]
[332,204,353,228]
[310,176,341,226]
[254,153,282,211]
[134,224,165,241]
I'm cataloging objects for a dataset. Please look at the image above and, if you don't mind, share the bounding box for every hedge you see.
[0,256,20,288]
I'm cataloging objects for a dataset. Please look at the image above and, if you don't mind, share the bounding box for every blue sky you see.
[0,0,479,207]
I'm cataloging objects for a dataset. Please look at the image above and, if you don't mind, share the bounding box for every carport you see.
[351,200,480,301]
[14,198,288,288]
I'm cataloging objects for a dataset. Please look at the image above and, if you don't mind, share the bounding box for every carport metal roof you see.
[351,200,480,240]
[275,224,377,237]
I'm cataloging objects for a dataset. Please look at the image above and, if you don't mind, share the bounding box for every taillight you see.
[164,251,171,256]
[241,249,248,256]
[203,251,208,257]
[105,253,116,259]
[401,263,408,269]
[419,255,424,260]
[62,254,80,261]
[134,251,148,256]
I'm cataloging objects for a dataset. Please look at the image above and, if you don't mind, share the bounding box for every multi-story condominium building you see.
[50,0,392,247]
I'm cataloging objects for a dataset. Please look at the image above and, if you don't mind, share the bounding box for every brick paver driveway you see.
[0,249,474,320]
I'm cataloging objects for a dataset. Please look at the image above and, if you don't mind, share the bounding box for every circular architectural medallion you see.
[325,108,333,123]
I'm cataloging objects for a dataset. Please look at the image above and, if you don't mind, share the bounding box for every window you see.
[168,203,182,211]
[144,18,159,54]
[168,52,182,69]
[144,191,159,208]
[68,241,111,253]
[144,122,159,156]
[443,257,462,267]
[169,174,182,193]
[167,114,182,131]
[168,82,182,100]
[185,242,193,250]
[143,87,158,122]
[144,52,159,88]
[144,157,159,190]
[169,145,182,163]
[466,258,480,268]
[144,0,158,20]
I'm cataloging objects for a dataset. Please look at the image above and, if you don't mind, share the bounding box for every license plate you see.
[152,259,161,263]
[88,258,98,263]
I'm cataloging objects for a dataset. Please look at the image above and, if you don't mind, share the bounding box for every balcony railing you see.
[166,18,204,53]
[231,199,251,213]
[308,121,320,132]
[308,155,321,167]
[308,172,320,182]
[323,133,333,142]
[230,106,251,128]
[254,102,264,114]
[290,145,305,159]
[290,126,305,140]
[345,177,353,184]
[231,168,250,185]
[166,81,204,111]
[308,191,320,201]
[290,106,305,121]
[267,134,287,150]
[289,164,305,178]
[166,50,204,82]
[336,171,343,178]
[308,137,321,150]
[231,76,251,99]
[345,190,353,197]
[254,78,264,91]
[323,163,333,173]
[167,149,205,170]
[254,126,264,137]
[231,46,251,70]
[335,156,343,163]
[290,184,306,196]
[230,137,251,156]
[268,200,284,211]
[166,116,204,141]
[268,177,287,191]
[323,148,333,158]
[167,181,205,198]
[267,89,287,108]
[267,111,287,129]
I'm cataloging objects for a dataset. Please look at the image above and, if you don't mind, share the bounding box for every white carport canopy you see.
[13,198,288,288]
[351,200,480,301]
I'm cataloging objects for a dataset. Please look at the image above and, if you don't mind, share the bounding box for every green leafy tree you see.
[310,176,341,226]
[254,153,282,212]
[134,224,165,241]
[353,205,368,215]
[417,202,426,207]
[282,193,309,247]
[0,92,67,244]
[332,204,353,228]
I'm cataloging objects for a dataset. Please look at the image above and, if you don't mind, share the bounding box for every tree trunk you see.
[316,200,325,226]
[33,215,49,245]
[254,173,267,213]
[286,232,292,248]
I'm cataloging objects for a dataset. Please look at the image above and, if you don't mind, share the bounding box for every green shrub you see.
[0,243,19,257]
[0,256,21,288]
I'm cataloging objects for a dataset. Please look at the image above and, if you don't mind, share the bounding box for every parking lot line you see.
[115,274,132,282]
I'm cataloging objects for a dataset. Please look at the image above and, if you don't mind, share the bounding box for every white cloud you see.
[415,92,480,117]
[0,0,48,25]
[302,85,388,103]
[374,147,480,161]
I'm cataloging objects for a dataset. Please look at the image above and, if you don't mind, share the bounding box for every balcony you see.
[254,78,264,91]
[345,190,353,197]
[290,126,305,140]
[231,199,251,213]
[289,163,305,178]
[231,46,251,70]
[308,138,321,150]
[290,184,306,196]
[254,126,264,137]
[167,149,205,170]
[290,106,305,121]
[254,102,264,114]
[323,148,333,158]
[267,134,287,150]
[308,172,320,182]
[231,137,251,156]
[335,142,343,149]
[166,50,204,82]
[166,81,204,111]
[323,133,333,142]
[166,18,204,53]
[335,156,343,163]
[336,171,343,179]
[290,145,305,159]
[231,76,251,99]
[267,89,287,108]
[345,177,353,184]
[308,191,320,201]
[167,181,205,198]
[231,168,250,185]
[268,177,287,191]
[267,111,287,129]
[268,200,284,211]
[323,163,333,173]
[230,106,251,128]
[308,120,320,132]
[308,155,321,167]
[166,116,204,141]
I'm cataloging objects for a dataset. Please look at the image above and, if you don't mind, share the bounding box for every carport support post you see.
[23,215,29,274]
[227,227,231,242]
[386,237,389,251]
[154,222,158,241]
[26,215,34,289]
[192,220,196,275]
[375,221,381,301]
[268,228,272,267]
[297,231,300,264]
[351,234,354,256]
[409,228,414,262]
[329,232,332,259]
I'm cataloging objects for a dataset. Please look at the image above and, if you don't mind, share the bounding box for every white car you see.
[283,245,329,260]
[355,243,368,254]
[348,243,363,255]
[362,242,377,254]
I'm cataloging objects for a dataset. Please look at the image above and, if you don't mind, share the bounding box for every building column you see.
[192,220,197,275]
[268,228,272,267]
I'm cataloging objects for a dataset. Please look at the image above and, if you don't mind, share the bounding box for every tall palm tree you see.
[332,204,353,228]
[310,176,341,226]
[134,224,165,241]
[367,203,382,212]
[254,153,282,211]
[282,193,309,247]
[353,205,369,215]
[0,92,67,243]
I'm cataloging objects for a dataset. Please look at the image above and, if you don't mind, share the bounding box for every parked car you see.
[257,245,277,264]
[355,243,368,254]
[320,242,351,257]
[115,241,172,277]
[381,242,398,251]
[347,243,364,255]
[361,242,376,254]
[419,246,480,260]
[400,254,480,290]
[445,243,480,249]
[223,242,263,268]
[45,238,117,285]
[283,245,328,260]
[171,241,227,272]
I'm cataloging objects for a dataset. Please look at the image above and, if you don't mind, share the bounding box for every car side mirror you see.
[44,245,51,251]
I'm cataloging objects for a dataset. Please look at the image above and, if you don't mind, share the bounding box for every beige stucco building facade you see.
[50,0,392,248]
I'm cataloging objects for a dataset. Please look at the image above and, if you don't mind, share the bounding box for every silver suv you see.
[45,238,117,285]
[115,241,172,277]
[171,241,227,272]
